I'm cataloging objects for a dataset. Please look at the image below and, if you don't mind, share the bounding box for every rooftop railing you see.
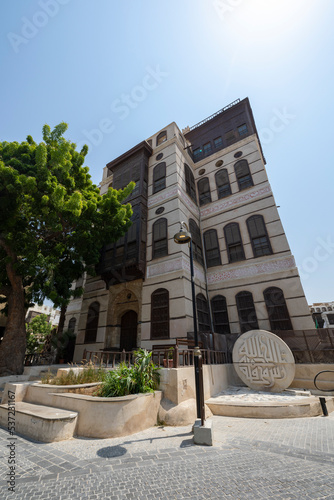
[188,99,241,132]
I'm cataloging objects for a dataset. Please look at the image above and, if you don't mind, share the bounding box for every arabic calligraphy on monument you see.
[238,334,287,388]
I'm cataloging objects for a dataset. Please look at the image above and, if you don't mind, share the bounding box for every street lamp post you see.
[174,222,205,425]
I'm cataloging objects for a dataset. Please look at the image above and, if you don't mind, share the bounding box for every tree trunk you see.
[57,304,67,338]
[0,238,27,376]
[0,283,26,376]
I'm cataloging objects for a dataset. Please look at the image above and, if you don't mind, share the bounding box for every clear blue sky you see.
[1,0,333,304]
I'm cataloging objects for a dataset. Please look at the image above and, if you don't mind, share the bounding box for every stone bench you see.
[0,401,78,442]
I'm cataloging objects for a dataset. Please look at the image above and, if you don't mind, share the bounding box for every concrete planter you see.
[4,381,162,439]
[48,390,162,438]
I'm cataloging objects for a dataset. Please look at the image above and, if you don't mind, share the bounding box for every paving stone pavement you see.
[1,413,334,499]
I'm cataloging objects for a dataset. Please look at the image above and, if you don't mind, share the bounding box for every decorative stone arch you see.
[105,283,142,349]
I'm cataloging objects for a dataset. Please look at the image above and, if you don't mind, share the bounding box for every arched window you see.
[263,287,292,331]
[189,219,203,266]
[196,293,210,332]
[236,291,259,333]
[247,215,272,257]
[84,302,100,343]
[153,162,166,194]
[184,164,197,203]
[224,223,245,263]
[151,289,169,339]
[204,229,221,267]
[234,160,253,191]
[215,169,231,199]
[68,318,76,333]
[156,131,167,146]
[152,218,168,259]
[197,177,211,206]
[211,295,230,334]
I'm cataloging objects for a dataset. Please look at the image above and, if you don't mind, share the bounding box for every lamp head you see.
[174,226,191,244]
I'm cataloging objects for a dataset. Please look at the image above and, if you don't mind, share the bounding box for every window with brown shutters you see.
[328,314,334,325]
[68,318,76,333]
[151,288,169,339]
[197,177,211,206]
[215,169,232,199]
[184,164,197,203]
[211,295,230,334]
[84,302,100,343]
[263,287,292,330]
[236,291,259,333]
[113,164,140,191]
[204,229,221,267]
[247,215,272,258]
[234,159,253,191]
[152,218,168,259]
[225,130,236,145]
[189,219,204,266]
[196,293,210,332]
[224,223,245,263]
[156,131,167,146]
[153,162,166,194]
[125,220,137,262]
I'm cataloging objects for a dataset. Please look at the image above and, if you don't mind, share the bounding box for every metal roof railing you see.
[188,99,241,132]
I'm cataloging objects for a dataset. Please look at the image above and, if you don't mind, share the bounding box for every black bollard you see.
[319,397,329,416]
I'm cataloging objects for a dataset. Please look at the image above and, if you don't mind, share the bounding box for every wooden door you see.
[120,311,138,351]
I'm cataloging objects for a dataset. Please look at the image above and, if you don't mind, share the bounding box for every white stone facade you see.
[309,301,334,328]
[65,99,314,362]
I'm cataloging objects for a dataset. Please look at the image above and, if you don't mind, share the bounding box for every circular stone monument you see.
[232,330,295,392]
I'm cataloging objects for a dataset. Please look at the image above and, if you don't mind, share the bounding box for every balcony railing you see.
[82,346,228,369]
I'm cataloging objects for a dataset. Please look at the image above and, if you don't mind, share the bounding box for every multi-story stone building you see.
[65,98,313,362]
[309,302,334,328]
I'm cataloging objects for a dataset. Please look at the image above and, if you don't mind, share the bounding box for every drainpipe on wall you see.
[199,211,215,350]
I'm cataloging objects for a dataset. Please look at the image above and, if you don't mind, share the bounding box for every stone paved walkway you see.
[1,413,334,499]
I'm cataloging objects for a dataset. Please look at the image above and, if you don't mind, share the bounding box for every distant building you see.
[309,302,334,328]
[25,304,60,327]
[0,302,60,344]
[64,97,313,362]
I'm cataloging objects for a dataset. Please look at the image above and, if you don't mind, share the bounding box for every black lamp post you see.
[174,222,205,424]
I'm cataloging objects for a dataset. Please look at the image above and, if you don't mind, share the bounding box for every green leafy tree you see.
[0,123,133,375]
[26,314,52,355]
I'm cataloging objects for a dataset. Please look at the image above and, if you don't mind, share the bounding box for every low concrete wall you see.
[291,364,334,391]
[158,363,334,403]
[4,381,162,439]
[206,397,334,419]
[24,382,101,407]
[47,391,162,438]
[158,364,238,405]
[0,402,78,442]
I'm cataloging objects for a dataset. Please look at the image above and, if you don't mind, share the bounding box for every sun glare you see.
[222,0,317,45]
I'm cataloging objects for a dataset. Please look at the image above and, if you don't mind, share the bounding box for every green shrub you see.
[26,314,52,355]
[96,349,160,397]
[41,362,107,385]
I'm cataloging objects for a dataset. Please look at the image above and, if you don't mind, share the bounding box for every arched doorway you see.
[120,310,138,351]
